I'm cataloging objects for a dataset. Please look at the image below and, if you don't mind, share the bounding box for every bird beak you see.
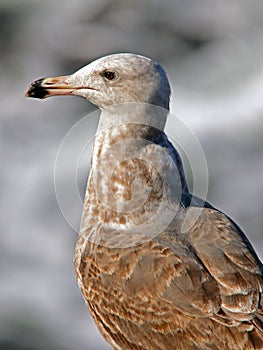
[25,75,77,99]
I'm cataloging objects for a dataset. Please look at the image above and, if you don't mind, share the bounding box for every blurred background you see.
[1,0,263,349]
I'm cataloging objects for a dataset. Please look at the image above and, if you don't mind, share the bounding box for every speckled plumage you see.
[26,53,263,350]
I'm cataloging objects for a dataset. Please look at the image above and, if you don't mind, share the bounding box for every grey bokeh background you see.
[1,1,263,349]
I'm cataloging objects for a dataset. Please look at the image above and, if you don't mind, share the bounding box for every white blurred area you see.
[1,1,263,349]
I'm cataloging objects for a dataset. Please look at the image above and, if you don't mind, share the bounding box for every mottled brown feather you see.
[75,192,263,350]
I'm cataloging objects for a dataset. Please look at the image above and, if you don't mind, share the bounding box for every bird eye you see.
[103,71,116,81]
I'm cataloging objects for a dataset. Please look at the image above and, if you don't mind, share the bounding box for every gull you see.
[26,53,263,350]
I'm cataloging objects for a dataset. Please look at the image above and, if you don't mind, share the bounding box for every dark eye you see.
[103,71,116,80]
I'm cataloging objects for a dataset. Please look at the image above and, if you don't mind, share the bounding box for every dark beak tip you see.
[25,78,48,99]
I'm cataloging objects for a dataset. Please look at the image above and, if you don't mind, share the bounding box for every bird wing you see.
[163,205,263,329]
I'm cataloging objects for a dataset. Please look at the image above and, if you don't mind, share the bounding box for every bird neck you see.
[97,103,168,132]
[79,105,184,244]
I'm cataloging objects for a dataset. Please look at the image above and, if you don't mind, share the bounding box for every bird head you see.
[25,53,171,110]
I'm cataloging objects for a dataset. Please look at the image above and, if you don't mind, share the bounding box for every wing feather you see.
[183,207,263,326]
